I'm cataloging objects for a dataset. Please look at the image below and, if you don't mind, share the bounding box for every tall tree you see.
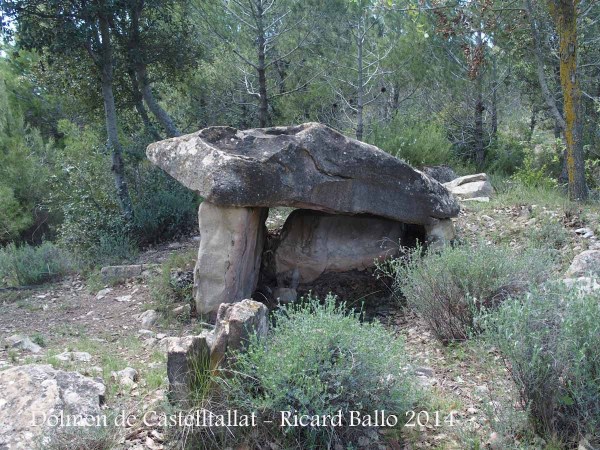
[197,0,316,127]
[3,1,135,220]
[548,0,588,200]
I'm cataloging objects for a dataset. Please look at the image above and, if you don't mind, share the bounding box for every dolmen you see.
[147,122,460,316]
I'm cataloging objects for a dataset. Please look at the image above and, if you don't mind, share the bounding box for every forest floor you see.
[1,190,599,449]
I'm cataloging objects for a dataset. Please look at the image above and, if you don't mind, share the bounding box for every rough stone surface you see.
[422,165,457,183]
[138,310,159,327]
[272,287,297,304]
[194,202,267,315]
[274,209,407,285]
[565,250,600,278]
[5,335,42,353]
[147,123,459,225]
[99,264,158,283]
[562,277,600,294]
[55,351,92,363]
[166,332,213,406]
[0,364,105,449]
[211,299,269,366]
[425,219,456,250]
[444,173,494,200]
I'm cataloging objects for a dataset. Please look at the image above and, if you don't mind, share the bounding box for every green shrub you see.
[149,248,196,318]
[218,295,417,448]
[132,167,200,246]
[484,284,600,446]
[38,422,119,450]
[370,115,455,167]
[383,243,553,344]
[485,133,527,176]
[512,154,558,189]
[0,242,74,286]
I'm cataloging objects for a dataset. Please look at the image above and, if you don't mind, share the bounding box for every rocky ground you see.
[1,192,599,449]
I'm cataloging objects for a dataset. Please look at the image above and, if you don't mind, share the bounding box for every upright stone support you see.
[425,218,456,250]
[194,202,268,316]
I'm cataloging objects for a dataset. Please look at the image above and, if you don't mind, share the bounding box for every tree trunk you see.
[256,2,269,128]
[529,105,538,142]
[137,67,181,137]
[526,0,566,132]
[129,69,162,141]
[549,0,588,200]
[473,32,485,168]
[356,35,364,141]
[99,15,134,221]
[491,55,498,143]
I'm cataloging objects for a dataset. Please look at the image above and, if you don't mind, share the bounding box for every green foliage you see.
[484,133,527,176]
[512,154,558,189]
[0,67,52,242]
[0,242,74,287]
[370,115,455,167]
[131,166,200,246]
[38,423,119,450]
[383,243,553,344]
[149,248,196,317]
[484,284,600,446]
[219,294,417,448]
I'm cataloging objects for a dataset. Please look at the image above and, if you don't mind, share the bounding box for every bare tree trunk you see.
[529,105,538,141]
[526,0,566,131]
[491,55,498,143]
[99,15,134,221]
[473,31,485,168]
[549,0,588,200]
[128,69,162,141]
[137,67,181,137]
[356,34,364,141]
[256,1,269,128]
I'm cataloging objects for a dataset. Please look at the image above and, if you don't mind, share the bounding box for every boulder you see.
[194,202,268,316]
[5,335,42,353]
[425,219,456,250]
[99,264,158,283]
[166,299,268,405]
[55,351,92,363]
[422,165,457,183]
[0,364,105,449]
[566,250,600,278]
[147,123,459,225]
[166,333,213,406]
[211,299,269,365]
[444,173,494,200]
[561,277,600,294]
[138,310,159,327]
[274,209,407,285]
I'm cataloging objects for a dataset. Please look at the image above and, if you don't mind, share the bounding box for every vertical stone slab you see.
[194,202,268,316]
[425,218,456,250]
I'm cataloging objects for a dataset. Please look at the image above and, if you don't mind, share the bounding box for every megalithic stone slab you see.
[147,123,459,225]
[273,209,407,285]
[194,202,268,315]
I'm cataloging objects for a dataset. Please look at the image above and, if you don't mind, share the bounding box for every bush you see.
[132,166,200,246]
[149,248,196,318]
[218,295,417,448]
[0,241,74,286]
[383,243,553,344]
[370,115,455,167]
[484,284,600,446]
[485,133,527,176]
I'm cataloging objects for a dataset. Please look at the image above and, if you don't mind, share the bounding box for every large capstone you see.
[147,123,459,225]
[194,202,267,316]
